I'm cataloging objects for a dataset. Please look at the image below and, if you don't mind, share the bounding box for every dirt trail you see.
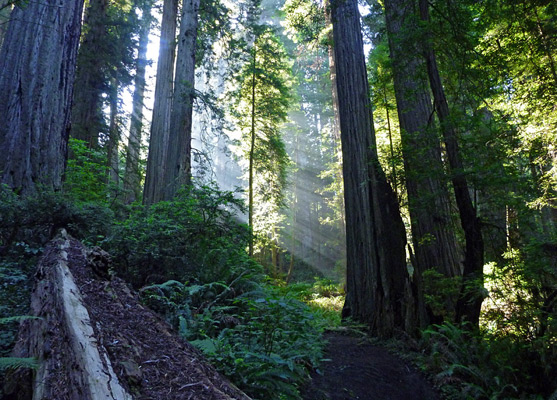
[301,332,440,400]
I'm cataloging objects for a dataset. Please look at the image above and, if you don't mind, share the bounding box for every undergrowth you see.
[140,277,336,399]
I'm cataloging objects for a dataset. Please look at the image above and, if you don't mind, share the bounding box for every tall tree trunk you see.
[71,0,108,148]
[124,2,152,203]
[384,0,461,322]
[324,0,347,274]
[143,0,178,204]
[248,46,257,257]
[0,0,85,194]
[163,0,200,200]
[419,0,485,326]
[107,78,120,186]
[324,0,341,143]
[331,0,421,337]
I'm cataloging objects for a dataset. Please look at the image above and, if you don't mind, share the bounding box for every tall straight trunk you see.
[143,0,178,204]
[124,2,152,203]
[383,86,397,193]
[332,0,421,337]
[248,46,257,257]
[419,0,485,326]
[107,78,120,186]
[163,0,200,200]
[384,0,461,322]
[324,0,341,143]
[71,0,108,148]
[0,0,85,194]
[325,0,347,267]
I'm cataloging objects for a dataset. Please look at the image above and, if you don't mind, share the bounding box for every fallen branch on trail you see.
[3,230,250,400]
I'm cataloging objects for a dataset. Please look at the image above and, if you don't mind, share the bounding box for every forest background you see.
[0,0,556,398]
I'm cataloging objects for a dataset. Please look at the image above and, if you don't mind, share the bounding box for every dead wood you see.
[3,230,250,400]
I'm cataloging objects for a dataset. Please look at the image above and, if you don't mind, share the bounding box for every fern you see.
[0,357,38,371]
[0,316,40,325]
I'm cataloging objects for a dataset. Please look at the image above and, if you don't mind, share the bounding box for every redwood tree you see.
[163,0,201,200]
[384,0,461,322]
[0,0,85,194]
[419,0,485,326]
[124,0,153,203]
[331,0,421,337]
[71,0,108,149]
[143,0,178,204]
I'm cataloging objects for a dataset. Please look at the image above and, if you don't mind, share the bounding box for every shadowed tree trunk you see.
[124,1,152,203]
[248,45,257,257]
[332,0,422,337]
[71,0,108,149]
[107,78,120,186]
[143,0,178,204]
[0,0,85,194]
[163,0,200,200]
[419,0,485,326]
[384,0,461,322]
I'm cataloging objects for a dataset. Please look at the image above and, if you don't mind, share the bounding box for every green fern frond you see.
[0,357,39,371]
[0,315,41,325]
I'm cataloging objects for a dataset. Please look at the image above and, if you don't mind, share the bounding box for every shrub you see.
[105,184,253,286]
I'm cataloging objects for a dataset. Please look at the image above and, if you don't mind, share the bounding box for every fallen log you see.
[3,230,250,400]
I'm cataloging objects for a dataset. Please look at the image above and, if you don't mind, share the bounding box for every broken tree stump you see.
[3,231,250,400]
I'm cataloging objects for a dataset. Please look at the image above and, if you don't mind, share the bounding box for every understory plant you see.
[105,183,252,287]
[140,278,327,400]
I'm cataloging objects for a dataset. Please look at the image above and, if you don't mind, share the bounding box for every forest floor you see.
[3,235,249,400]
[301,331,440,400]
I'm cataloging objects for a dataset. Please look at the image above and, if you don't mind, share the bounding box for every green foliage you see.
[286,278,344,328]
[140,277,327,400]
[0,357,38,371]
[422,269,461,321]
[418,321,555,399]
[227,22,293,254]
[65,138,110,203]
[105,183,255,286]
[282,0,325,45]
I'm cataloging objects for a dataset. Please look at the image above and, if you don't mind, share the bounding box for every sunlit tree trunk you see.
[163,0,200,200]
[419,0,485,326]
[384,0,461,322]
[324,0,340,143]
[124,2,152,203]
[324,0,346,269]
[332,0,421,337]
[0,0,84,194]
[71,0,108,148]
[143,0,178,204]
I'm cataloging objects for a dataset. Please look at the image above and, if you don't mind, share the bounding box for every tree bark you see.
[332,0,421,337]
[162,0,200,200]
[419,0,485,326]
[143,0,178,204]
[70,0,108,149]
[107,78,120,186]
[0,0,85,194]
[384,0,461,322]
[124,1,152,203]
